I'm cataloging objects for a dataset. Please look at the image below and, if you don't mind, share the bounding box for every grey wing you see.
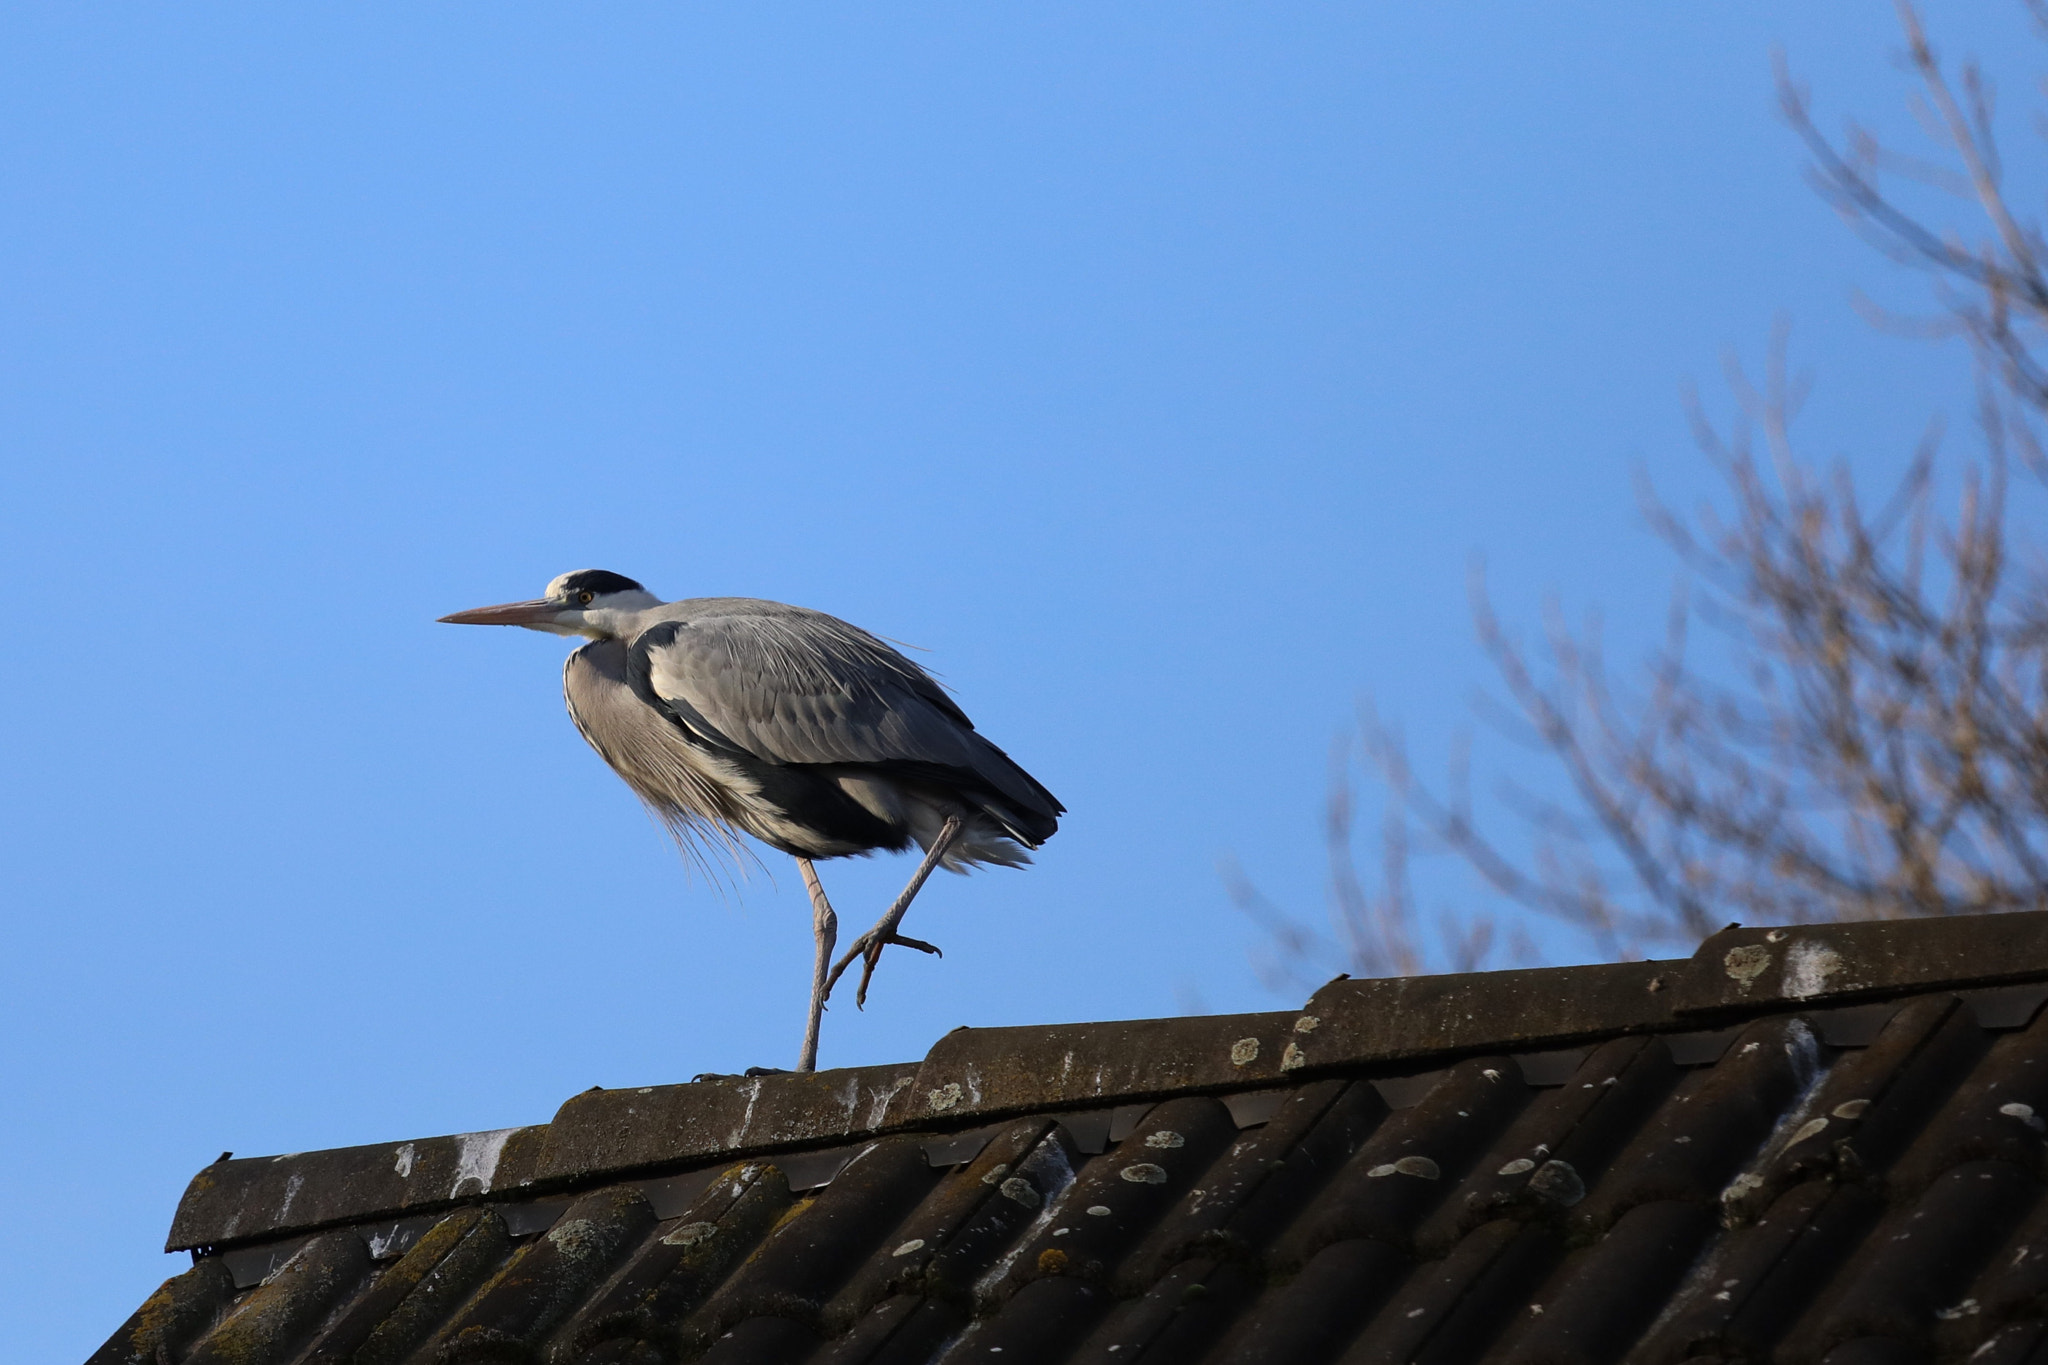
[627,605,1062,830]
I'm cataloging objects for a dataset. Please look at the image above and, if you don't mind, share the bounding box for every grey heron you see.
[439,570,1063,1071]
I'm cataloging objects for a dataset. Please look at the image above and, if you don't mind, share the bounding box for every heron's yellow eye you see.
[578,591,595,605]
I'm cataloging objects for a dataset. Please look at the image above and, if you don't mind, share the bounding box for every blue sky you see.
[0,3,2024,1357]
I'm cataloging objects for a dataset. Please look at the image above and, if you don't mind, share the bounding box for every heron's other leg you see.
[826,813,964,1009]
[797,857,837,1073]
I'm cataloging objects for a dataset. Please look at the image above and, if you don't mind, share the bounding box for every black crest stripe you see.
[559,569,645,596]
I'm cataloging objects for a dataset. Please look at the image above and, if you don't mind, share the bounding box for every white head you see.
[438,570,661,641]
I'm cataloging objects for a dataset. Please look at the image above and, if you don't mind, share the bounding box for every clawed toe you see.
[825,930,948,1009]
[817,816,965,1020]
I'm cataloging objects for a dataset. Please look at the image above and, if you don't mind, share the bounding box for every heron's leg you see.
[825,814,964,1009]
[797,857,837,1074]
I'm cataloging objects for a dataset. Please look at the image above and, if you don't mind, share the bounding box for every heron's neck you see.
[568,601,662,641]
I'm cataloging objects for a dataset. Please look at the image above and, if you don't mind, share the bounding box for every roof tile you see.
[694,1313,824,1364]
[110,909,2048,1365]
[426,1185,654,1360]
[567,1160,791,1363]
[1573,1015,1814,1235]
[1204,1081,1389,1267]
[537,1064,925,1185]
[1343,1217,1560,1364]
[814,1293,963,1365]
[1207,1239,1405,1365]
[1494,1199,1714,1364]
[1270,1056,1527,1270]
[983,1096,1238,1306]
[1786,1160,2037,1360]
[1954,1319,2048,1365]
[823,1119,1051,1329]
[1814,1338,1932,1365]
[1113,1078,1356,1291]
[1951,1176,2048,1340]
[1634,1178,1882,1364]
[182,1229,367,1365]
[1068,1256,1257,1363]
[1725,993,1984,1228]
[935,1276,1109,1362]
[919,1125,1080,1313]
[85,1254,234,1365]
[694,1136,935,1346]
[1887,1004,2048,1196]
[1419,1035,1678,1255]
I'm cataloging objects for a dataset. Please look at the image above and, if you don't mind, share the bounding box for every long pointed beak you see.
[437,599,561,626]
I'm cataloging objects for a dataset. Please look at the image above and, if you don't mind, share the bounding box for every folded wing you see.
[625,601,1062,844]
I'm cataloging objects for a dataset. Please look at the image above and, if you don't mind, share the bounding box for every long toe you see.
[828,930,945,1008]
[824,935,874,996]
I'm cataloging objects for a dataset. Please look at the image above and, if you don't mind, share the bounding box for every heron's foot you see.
[691,1066,794,1082]
[826,931,943,1009]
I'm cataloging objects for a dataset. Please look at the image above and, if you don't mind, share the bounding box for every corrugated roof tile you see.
[1496,1199,1715,1365]
[1270,1056,1528,1271]
[1633,1178,1882,1364]
[1888,1004,2048,1196]
[105,909,2048,1364]
[1342,1218,1560,1364]
[428,1185,654,1360]
[182,1229,368,1365]
[1574,1016,1814,1237]
[1785,1159,2037,1361]
[935,1276,1109,1362]
[304,1206,497,1363]
[1069,1256,1258,1364]
[1205,1239,1404,1365]
[1951,1178,2048,1341]
[1957,1319,2048,1365]
[86,1255,235,1365]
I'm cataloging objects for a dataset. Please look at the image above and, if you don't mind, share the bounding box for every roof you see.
[92,911,2048,1365]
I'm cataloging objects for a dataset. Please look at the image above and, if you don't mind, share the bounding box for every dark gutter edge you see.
[165,908,2048,1254]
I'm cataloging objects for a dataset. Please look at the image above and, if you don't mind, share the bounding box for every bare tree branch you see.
[1237,2,2048,982]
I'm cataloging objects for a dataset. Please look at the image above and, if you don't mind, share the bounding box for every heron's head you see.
[438,570,661,640]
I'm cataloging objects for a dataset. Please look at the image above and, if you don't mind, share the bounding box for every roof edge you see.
[165,909,2048,1253]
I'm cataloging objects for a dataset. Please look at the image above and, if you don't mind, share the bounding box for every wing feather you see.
[631,610,971,767]
[626,602,1062,834]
